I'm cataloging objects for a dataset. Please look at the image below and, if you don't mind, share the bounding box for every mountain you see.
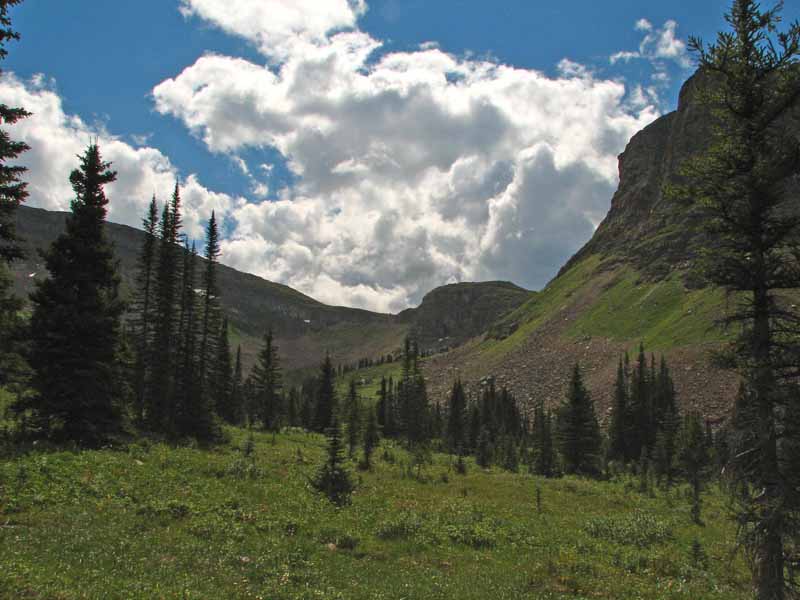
[423,71,780,420]
[9,205,530,379]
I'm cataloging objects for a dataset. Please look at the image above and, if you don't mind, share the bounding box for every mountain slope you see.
[9,205,530,377]
[424,71,791,420]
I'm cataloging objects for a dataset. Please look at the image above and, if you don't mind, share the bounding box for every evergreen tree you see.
[148,184,183,433]
[532,400,556,477]
[214,317,233,422]
[0,261,25,389]
[608,357,629,462]
[475,428,493,468]
[679,411,710,525]
[558,364,602,477]
[25,144,125,445]
[683,3,800,594]
[174,242,215,441]
[132,197,159,424]
[314,354,337,433]
[227,345,244,425]
[199,211,221,401]
[312,416,354,506]
[345,379,361,457]
[446,379,467,453]
[362,406,380,469]
[252,329,282,431]
[0,0,29,265]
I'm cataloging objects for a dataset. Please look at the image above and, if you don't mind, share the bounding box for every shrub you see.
[584,510,673,548]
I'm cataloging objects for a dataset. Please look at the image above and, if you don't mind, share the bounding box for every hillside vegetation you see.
[0,429,748,600]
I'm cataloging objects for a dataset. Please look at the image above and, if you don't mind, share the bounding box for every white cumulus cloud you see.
[151,0,663,311]
[0,73,236,239]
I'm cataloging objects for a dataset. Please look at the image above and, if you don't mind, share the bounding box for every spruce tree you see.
[252,329,282,431]
[608,357,629,462]
[227,344,244,425]
[312,416,354,506]
[213,317,233,422]
[314,354,337,433]
[199,211,221,402]
[558,364,602,477]
[345,379,361,457]
[149,184,182,433]
[0,0,29,265]
[475,428,493,468]
[362,406,380,469]
[533,400,556,477]
[132,197,159,424]
[446,379,467,453]
[684,3,800,595]
[25,144,125,445]
[679,411,710,525]
[175,241,214,440]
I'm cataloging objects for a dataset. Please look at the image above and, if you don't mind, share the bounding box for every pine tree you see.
[252,329,282,431]
[227,344,244,425]
[679,411,710,525]
[475,428,493,468]
[446,379,467,453]
[213,317,233,422]
[0,261,25,389]
[608,357,629,462]
[132,197,159,424]
[362,406,380,470]
[199,211,221,402]
[558,364,602,477]
[532,400,556,478]
[345,379,361,457]
[0,0,29,265]
[175,241,215,440]
[25,144,125,445]
[314,354,337,433]
[312,416,354,506]
[683,3,800,595]
[149,184,183,433]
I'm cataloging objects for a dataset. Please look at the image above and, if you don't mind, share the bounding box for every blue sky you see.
[4,1,798,311]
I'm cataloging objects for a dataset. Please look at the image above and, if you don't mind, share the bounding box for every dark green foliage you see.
[227,345,244,425]
[314,354,336,433]
[446,379,467,452]
[398,337,431,447]
[213,318,233,422]
[24,145,125,446]
[684,2,800,595]
[362,406,380,470]
[199,211,221,404]
[532,400,556,478]
[608,357,628,462]
[558,364,602,477]
[0,261,27,390]
[312,417,354,506]
[0,0,29,264]
[252,330,282,431]
[475,428,492,468]
[132,197,159,424]
[148,185,183,433]
[344,379,360,457]
[678,411,710,525]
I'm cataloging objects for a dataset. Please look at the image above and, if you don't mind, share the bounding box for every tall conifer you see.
[26,144,125,445]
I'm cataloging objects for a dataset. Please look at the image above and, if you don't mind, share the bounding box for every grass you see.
[477,256,735,368]
[567,268,733,350]
[0,428,750,599]
[335,361,404,402]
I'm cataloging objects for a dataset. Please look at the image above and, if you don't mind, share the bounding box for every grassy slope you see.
[1,430,748,599]
[482,256,729,362]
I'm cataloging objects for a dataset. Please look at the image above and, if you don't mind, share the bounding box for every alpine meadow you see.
[3,1,800,599]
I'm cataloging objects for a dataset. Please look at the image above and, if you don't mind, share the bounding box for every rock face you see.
[398,281,531,351]
[563,72,713,280]
[424,69,798,419]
